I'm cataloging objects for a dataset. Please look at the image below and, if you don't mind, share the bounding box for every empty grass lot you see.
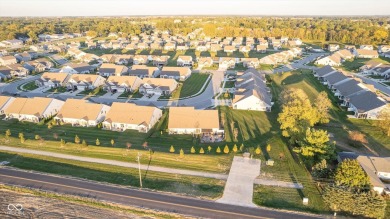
[160,73,210,99]
[0,151,225,199]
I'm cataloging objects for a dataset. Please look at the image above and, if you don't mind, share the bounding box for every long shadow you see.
[289,173,304,199]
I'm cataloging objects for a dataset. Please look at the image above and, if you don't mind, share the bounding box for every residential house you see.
[197,57,214,68]
[160,66,192,81]
[360,45,374,50]
[232,69,272,111]
[354,49,379,58]
[0,56,17,66]
[328,44,340,52]
[151,55,170,66]
[139,78,178,95]
[177,56,193,67]
[132,55,149,65]
[256,45,267,53]
[67,74,106,91]
[315,54,342,66]
[35,72,70,88]
[0,96,15,115]
[239,46,251,53]
[104,76,142,93]
[55,99,110,127]
[240,58,260,68]
[0,39,23,48]
[167,107,223,135]
[102,102,162,132]
[345,91,387,119]
[60,63,95,74]
[378,45,390,54]
[4,97,64,123]
[219,57,237,69]
[322,71,350,89]
[129,65,160,78]
[332,79,367,102]
[14,52,32,62]
[176,44,188,51]
[164,42,176,51]
[370,65,390,79]
[210,44,221,52]
[224,45,236,53]
[0,67,12,81]
[313,65,338,82]
[6,64,30,77]
[98,63,128,77]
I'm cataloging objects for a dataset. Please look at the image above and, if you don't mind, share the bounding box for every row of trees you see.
[277,88,335,164]
[169,144,271,155]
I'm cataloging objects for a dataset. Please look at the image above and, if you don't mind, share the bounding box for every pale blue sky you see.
[0,0,389,16]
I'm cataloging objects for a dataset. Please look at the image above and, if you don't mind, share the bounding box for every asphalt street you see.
[0,168,325,219]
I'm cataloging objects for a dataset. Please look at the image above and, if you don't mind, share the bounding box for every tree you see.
[255,146,261,155]
[377,105,390,136]
[314,91,332,124]
[95,138,100,146]
[216,146,221,153]
[223,145,230,154]
[232,144,238,153]
[312,159,332,178]
[334,159,370,190]
[348,131,368,147]
[190,146,195,154]
[111,139,115,147]
[5,129,11,139]
[296,128,330,157]
[60,138,65,147]
[266,144,271,152]
[35,134,40,140]
[82,139,88,147]
[169,145,175,153]
[74,135,80,144]
[179,148,184,158]
[208,145,212,153]
[199,147,205,154]
[86,30,97,38]
[18,132,24,139]
[19,133,25,143]
[239,143,244,152]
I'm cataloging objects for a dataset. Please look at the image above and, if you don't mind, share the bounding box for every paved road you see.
[0,146,228,180]
[354,74,390,96]
[273,53,327,73]
[0,168,324,219]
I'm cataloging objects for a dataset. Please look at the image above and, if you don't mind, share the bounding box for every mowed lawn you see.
[0,151,225,199]
[179,73,210,98]
[341,57,390,72]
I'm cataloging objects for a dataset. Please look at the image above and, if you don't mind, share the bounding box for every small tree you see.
[18,132,24,139]
[96,138,100,146]
[199,147,205,154]
[223,145,230,154]
[208,145,212,153]
[255,146,261,155]
[82,139,88,147]
[110,139,115,147]
[74,135,80,144]
[5,129,11,139]
[216,146,221,153]
[35,134,40,140]
[48,123,53,129]
[232,144,238,153]
[239,143,244,152]
[169,145,175,153]
[179,148,184,158]
[190,146,196,154]
[266,144,271,152]
[334,159,370,190]
[20,135,25,144]
[60,138,65,147]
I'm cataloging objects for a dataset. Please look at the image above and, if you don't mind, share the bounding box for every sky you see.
[0,0,389,17]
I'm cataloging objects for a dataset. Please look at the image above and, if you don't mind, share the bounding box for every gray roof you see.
[333,79,365,97]
[235,69,272,106]
[314,65,336,77]
[129,69,149,76]
[67,63,94,73]
[324,71,349,85]
[346,91,387,113]
[338,152,359,162]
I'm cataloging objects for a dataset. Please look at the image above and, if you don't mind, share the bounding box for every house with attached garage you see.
[102,102,162,133]
[219,57,237,69]
[104,76,142,93]
[210,44,221,52]
[322,71,351,89]
[55,99,110,127]
[256,45,267,53]
[197,57,214,67]
[240,58,260,68]
[315,54,342,66]
[177,56,193,67]
[0,56,17,66]
[344,91,387,119]
[360,45,374,50]
[0,39,23,48]
[6,64,30,77]
[239,46,251,53]
[67,74,106,91]
[151,55,170,66]
[139,78,178,96]
[369,65,390,79]
[332,79,368,103]
[164,42,176,51]
[232,69,272,112]
[4,97,65,123]
[14,52,32,62]
[35,72,70,88]
[128,65,160,78]
[354,49,379,59]
[160,66,191,81]
[168,107,224,135]
[0,67,12,81]
[98,63,128,77]
[378,45,390,54]
[224,45,236,53]
[60,63,96,74]
[0,96,15,115]
[132,55,149,65]
[328,44,340,52]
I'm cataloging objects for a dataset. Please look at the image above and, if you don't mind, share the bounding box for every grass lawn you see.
[224,81,235,88]
[118,91,132,98]
[160,73,210,99]
[21,81,39,91]
[46,86,67,93]
[0,151,225,199]
[78,87,107,96]
[341,58,369,72]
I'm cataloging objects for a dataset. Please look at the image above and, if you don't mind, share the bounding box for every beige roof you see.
[357,156,390,188]
[178,56,192,61]
[356,49,378,56]
[69,74,101,83]
[105,102,159,126]
[99,63,127,74]
[0,56,16,61]
[5,97,54,117]
[41,72,69,83]
[106,76,139,87]
[56,99,106,121]
[142,78,177,89]
[161,66,190,77]
[168,107,220,130]
[0,96,13,109]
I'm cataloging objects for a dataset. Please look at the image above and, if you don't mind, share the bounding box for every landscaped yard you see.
[46,86,67,93]
[342,58,369,72]
[21,81,39,91]
[78,87,107,96]
[224,81,235,88]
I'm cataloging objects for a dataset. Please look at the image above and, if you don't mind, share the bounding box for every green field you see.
[0,151,224,199]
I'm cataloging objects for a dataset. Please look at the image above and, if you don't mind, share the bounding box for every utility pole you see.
[136,152,142,188]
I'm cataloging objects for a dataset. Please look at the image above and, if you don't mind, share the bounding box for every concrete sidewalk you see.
[0,145,228,180]
[217,156,261,207]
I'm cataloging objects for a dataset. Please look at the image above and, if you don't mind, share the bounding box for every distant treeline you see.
[0,17,388,45]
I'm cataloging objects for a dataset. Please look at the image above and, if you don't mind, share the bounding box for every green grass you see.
[118,91,132,98]
[0,151,224,199]
[342,58,369,72]
[78,86,107,96]
[160,73,210,99]
[224,81,235,88]
[21,81,39,91]
[46,86,67,93]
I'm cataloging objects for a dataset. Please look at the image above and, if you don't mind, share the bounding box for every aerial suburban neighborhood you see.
[0,1,389,218]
